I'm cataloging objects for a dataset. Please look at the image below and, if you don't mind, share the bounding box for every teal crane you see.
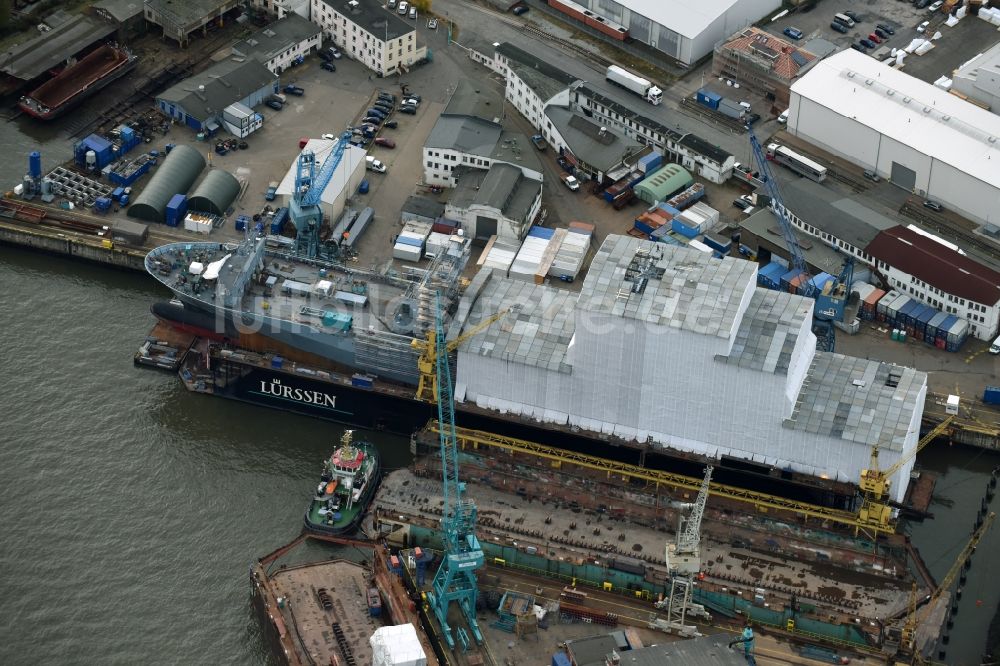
[426,293,484,651]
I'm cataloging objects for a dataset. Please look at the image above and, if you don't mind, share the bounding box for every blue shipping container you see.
[271,356,283,369]
[758,262,785,288]
[270,207,289,234]
[984,386,1000,405]
[528,226,555,240]
[75,134,114,170]
[702,234,731,254]
[810,272,833,292]
[906,304,930,332]
[235,215,249,232]
[696,88,722,109]
[165,194,187,227]
[657,203,682,218]
[925,311,948,342]
[915,305,939,334]
[780,268,803,291]
[936,315,958,340]
[634,219,655,236]
[351,374,374,389]
[552,653,572,666]
[671,217,699,239]
[896,299,920,326]
[638,152,662,174]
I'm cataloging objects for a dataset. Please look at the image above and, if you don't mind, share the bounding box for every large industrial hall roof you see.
[791,49,1000,187]
[275,139,367,205]
[127,144,205,223]
[577,236,757,338]
[624,0,746,39]
[0,16,115,81]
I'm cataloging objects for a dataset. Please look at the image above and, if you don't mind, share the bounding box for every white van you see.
[777,109,789,124]
[990,335,1000,354]
[833,13,855,28]
[388,0,396,6]
[397,1,407,15]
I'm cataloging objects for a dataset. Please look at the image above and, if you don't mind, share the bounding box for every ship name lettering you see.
[259,379,336,408]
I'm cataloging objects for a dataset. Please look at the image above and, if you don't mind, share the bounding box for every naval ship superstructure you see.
[145,234,470,386]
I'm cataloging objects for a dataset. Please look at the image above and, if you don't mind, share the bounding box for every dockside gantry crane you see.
[857,415,955,535]
[412,305,515,403]
[426,293,484,651]
[898,511,994,661]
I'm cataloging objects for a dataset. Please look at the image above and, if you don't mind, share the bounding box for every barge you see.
[19,45,137,120]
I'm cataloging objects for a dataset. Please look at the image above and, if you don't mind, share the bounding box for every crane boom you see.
[901,512,994,654]
[301,131,351,206]
[413,305,515,403]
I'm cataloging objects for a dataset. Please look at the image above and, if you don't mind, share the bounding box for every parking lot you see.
[766,0,946,56]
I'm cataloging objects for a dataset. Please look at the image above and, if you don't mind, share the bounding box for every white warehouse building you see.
[787,49,1000,230]
[274,137,367,223]
[454,236,927,502]
[545,0,781,65]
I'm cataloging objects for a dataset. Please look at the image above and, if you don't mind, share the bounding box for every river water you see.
[1,128,999,665]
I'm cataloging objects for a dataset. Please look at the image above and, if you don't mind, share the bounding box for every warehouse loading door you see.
[890,162,916,191]
[475,215,497,241]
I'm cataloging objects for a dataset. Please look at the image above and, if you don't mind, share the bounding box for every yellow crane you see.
[899,511,994,660]
[412,306,515,403]
[857,415,955,534]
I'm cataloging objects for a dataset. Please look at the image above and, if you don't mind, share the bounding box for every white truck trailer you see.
[605,65,662,105]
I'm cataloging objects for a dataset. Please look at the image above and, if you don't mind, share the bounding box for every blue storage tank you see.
[165,194,187,227]
[984,386,1000,405]
[696,88,722,109]
[637,152,662,174]
[28,151,42,179]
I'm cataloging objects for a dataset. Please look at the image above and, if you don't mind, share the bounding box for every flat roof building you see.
[156,58,277,131]
[144,0,241,48]
[951,41,1000,115]
[231,13,322,74]
[788,49,1000,229]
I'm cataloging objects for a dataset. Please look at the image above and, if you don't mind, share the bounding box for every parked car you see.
[850,43,865,52]
[428,18,438,29]
[374,137,396,149]
[863,169,880,182]
[321,61,336,72]
[783,27,804,40]
[366,156,387,173]
[512,5,528,15]
[399,104,417,115]
[923,199,943,212]
[868,33,881,43]
[265,181,278,200]
[383,120,398,129]
[403,94,421,103]
[916,20,930,33]
[284,84,304,96]
[915,0,932,9]
[378,93,396,103]
[860,38,876,48]
[745,112,761,125]
[556,156,572,172]
[362,116,382,126]
[366,108,387,119]
[350,137,369,148]
[929,0,944,10]
[560,173,580,191]
[844,10,862,21]
[319,50,332,62]
[733,198,751,211]
[831,21,848,33]
[328,47,342,59]
[530,134,548,150]
[874,27,888,39]
[876,23,895,35]
[265,100,283,110]
[408,6,416,18]
[374,102,393,113]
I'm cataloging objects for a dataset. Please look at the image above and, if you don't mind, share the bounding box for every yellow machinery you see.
[899,512,994,660]
[858,416,954,534]
[412,306,514,403]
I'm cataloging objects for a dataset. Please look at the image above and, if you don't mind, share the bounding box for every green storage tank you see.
[634,164,694,205]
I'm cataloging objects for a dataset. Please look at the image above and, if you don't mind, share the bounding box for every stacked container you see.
[548,222,592,281]
[757,262,785,289]
[637,152,662,174]
[676,202,719,235]
[509,226,553,281]
[779,268,803,293]
[182,212,213,234]
[425,232,451,258]
[479,237,518,274]
[860,287,887,320]
[924,311,949,343]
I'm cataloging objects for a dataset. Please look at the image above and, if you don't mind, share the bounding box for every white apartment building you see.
[311,0,425,76]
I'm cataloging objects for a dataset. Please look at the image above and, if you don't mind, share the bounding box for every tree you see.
[410,0,432,12]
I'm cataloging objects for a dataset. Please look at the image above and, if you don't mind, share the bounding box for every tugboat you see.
[304,430,381,535]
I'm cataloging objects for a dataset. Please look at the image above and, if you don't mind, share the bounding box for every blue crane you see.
[746,127,843,352]
[289,131,352,257]
[426,293,484,651]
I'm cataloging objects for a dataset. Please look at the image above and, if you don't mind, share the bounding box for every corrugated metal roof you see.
[791,49,1000,188]
[719,288,811,375]
[231,14,321,65]
[866,226,1000,305]
[127,144,205,223]
[787,355,926,453]
[623,0,744,39]
[157,58,276,123]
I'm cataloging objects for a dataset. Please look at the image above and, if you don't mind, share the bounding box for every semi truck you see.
[605,65,662,105]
